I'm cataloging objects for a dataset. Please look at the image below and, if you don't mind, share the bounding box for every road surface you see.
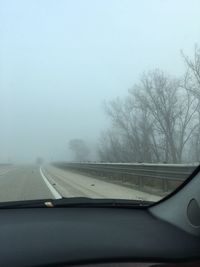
[0,165,161,203]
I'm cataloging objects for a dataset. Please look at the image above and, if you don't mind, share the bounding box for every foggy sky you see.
[0,0,200,163]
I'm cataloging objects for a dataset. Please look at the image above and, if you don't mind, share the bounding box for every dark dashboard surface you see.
[0,207,199,267]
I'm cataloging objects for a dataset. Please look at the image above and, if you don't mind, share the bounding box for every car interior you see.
[1,1,200,266]
[0,165,199,267]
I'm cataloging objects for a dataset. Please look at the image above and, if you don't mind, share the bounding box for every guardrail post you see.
[139,177,143,190]
[162,179,168,192]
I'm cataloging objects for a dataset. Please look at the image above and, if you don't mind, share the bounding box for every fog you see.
[0,0,199,163]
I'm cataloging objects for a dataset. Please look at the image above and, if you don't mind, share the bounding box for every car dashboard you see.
[0,206,199,267]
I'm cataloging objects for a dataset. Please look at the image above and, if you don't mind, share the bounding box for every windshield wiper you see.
[49,197,153,208]
[0,199,49,209]
[0,197,153,209]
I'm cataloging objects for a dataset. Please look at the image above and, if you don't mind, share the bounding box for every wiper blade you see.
[0,199,50,209]
[49,197,153,208]
[0,197,153,209]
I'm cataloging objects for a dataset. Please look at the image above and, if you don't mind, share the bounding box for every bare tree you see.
[181,46,200,161]
[99,69,199,163]
[98,130,127,162]
[134,70,199,163]
[181,45,200,98]
[103,96,155,162]
[69,139,90,161]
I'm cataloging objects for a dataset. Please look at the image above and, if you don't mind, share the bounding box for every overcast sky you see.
[0,0,199,163]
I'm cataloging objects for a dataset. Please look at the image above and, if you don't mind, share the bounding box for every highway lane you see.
[0,165,54,202]
[0,165,160,202]
[0,165,15,175]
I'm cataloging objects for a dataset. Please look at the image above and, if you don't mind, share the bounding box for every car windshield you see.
[0,0,199,205]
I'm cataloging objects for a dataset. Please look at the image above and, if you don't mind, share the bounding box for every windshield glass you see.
[0,0,199,204]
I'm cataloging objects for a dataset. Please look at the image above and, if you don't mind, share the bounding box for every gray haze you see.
[0,0,199,163]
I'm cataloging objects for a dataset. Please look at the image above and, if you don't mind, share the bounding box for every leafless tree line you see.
[98,46,200,163]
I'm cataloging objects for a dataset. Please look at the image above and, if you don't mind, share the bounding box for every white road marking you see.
[39,167,62,199]
[0,170,12,176]
[0,167,16,176]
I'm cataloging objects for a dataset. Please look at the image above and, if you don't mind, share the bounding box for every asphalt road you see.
[0,165,53,202]
[0,165,161,203]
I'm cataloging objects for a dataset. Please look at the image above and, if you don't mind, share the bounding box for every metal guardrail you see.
[53,162,199,193]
